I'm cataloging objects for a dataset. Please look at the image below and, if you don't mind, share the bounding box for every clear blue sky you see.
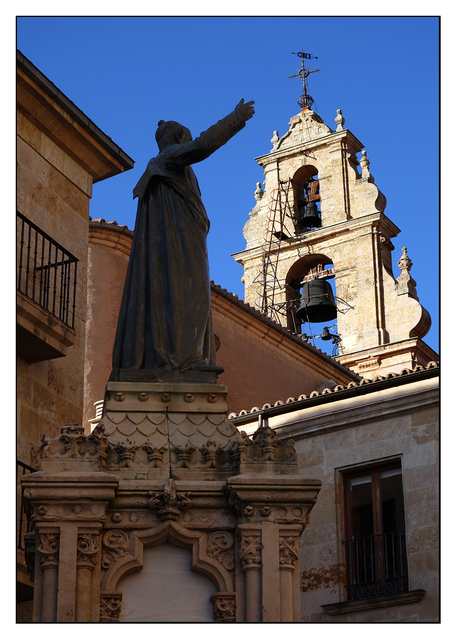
[16,16,439,356]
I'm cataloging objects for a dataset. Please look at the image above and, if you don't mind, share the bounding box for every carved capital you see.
[100,592,122,622]
[37,532,59,569]
[279,535,300,570]
[239,534,262,570]
[77,532,99,569]
[210,592,236,622]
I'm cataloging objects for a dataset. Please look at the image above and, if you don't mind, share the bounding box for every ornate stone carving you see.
[37,532,59,568]
[77,533,99,569]
[201,439,225,468]
[279,535,299,569]
[210,592,236,622]
[148,479,192,521]
[114,439,141,468]
[238,426,298,473]
[100,593,122,622]
[239,535,261,569]
[101,530,129,569]
[207,531,235,571]
[170,442,196,468]
[40,423,109,468]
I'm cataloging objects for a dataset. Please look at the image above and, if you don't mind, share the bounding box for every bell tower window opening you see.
[292,165,321,232]
[285,255,340,355]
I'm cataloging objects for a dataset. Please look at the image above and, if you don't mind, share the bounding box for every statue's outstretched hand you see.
[235,99,255,121]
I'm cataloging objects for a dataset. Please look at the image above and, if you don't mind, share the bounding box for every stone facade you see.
[231,363,439,622]
[233,107,437,378]
[16,50,134,619]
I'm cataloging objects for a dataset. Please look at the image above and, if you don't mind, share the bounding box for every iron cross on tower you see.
[289,50,320,110]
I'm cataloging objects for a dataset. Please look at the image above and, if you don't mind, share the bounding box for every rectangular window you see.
[343,463,408,601]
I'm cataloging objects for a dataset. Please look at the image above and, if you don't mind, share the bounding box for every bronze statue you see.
[111,99,255,380]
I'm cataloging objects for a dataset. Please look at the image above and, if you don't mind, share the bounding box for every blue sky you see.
[16,16,439,356]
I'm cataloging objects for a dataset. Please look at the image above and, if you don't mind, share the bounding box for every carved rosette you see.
[279,536,299,571]
[239,535,261,571]
[101,530,130,570]
[37,532,59,569]
[207,531,235,571]
[210,592,236,622]
[100,593,122,622]
[77,533,99,570]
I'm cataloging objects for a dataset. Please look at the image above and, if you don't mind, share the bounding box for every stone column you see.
[278,527,301,622]
[227,427,321,622]
[22,470,119,622]
[36,528,59,622]
[237,526,262,621]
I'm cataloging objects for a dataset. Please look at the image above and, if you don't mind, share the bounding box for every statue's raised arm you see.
[112,100,255,381]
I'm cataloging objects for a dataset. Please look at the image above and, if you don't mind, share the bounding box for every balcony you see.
[344,530,409,601]
[17,212,78,362]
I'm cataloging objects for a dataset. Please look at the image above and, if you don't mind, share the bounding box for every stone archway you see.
[100,520,235,623]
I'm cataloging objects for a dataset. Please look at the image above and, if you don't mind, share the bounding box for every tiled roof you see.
[229,361,439,421]
[89,217,133,235]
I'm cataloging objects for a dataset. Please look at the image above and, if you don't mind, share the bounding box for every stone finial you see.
[396,246,418,299]
[360,149,370,175]
[335,109,345,131]
[254,181,264,202]
[398,247,413,276]
[271,130,280,150]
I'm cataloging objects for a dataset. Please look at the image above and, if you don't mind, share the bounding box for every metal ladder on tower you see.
[253,179,294,325]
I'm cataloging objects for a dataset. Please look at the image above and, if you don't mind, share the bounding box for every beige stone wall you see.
[239,375,439,622]
[83,223,132,427]
[234,108,437,379]
[17,113,91,467]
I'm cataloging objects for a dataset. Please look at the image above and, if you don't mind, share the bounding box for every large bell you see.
[296,278,338,324]
[298,201,321,229]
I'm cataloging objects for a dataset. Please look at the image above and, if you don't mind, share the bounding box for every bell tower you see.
[233,53,437,378]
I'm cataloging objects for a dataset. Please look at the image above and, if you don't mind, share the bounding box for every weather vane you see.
[289,50,320,110]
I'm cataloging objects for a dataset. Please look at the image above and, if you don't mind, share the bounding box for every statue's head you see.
[156,120,192,151]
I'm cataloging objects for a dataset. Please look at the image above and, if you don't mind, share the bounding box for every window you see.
[343,463,408,601]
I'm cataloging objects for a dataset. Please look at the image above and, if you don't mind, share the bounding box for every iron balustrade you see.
[343,530,408,601]
[17,460,37,550]
[17,211,78,329]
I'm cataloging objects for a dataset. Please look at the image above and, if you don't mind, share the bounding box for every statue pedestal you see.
[24,378,321,622]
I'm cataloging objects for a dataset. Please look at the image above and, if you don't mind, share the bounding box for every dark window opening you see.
[343,463,408,601]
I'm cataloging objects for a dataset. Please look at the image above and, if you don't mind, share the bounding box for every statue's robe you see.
[112,109,246,373]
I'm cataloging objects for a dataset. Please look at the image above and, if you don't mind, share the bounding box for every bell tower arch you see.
[233,95,438,377]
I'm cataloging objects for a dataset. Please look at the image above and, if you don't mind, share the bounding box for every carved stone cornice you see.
[227,473,321,527]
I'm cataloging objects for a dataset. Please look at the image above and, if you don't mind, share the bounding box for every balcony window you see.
[343,463,408,601]
[17,212,78,362]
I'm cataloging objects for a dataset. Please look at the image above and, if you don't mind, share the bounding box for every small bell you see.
[321,327,332,341]
[298,201,321,229]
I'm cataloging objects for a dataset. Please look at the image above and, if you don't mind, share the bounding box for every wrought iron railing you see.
[17,211,78,329]
[17,460,37,550]
[343,530,408,600]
